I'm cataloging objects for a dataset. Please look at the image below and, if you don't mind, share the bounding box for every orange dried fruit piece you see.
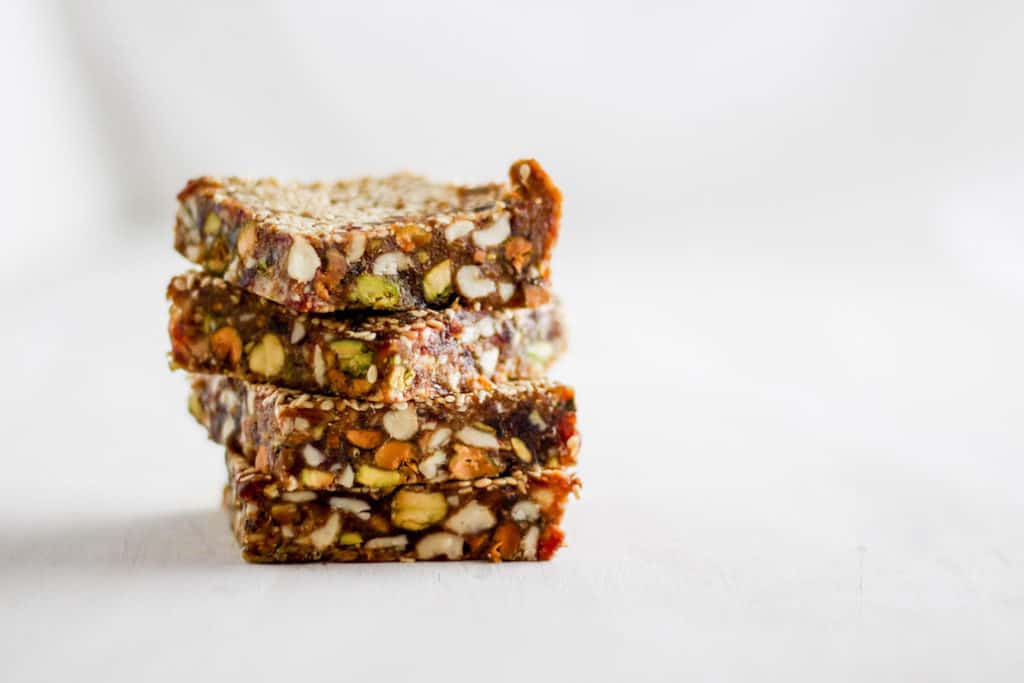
[448,444,499,480]
[346,429,385,450]
[374,440,417,470]
[489,521,522,561]
[210,326,242,365]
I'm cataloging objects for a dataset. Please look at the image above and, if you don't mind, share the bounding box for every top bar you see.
[174,159,561,313]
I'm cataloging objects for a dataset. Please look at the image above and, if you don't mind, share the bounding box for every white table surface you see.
[2,223,1022,682]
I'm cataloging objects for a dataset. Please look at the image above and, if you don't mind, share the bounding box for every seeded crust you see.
[189,374,580,492]
[168,271,566,403]
[174,159,561,313]
[224,449,577,562]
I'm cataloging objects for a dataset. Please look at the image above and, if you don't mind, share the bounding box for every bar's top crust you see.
[178,161,553,239]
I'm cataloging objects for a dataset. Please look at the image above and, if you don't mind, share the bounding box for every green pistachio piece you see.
[422,260,453,303]
[349,273,401,308]
[355,464,404,488]
[330,339,374,377]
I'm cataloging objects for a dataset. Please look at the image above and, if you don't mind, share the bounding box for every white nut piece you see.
[520,525,539,560]
[445,219,475,242]
[472,213,510,247]
[382,406,418,440]
[415,532,464,560]
[287,236,321,282]
[302,444,326,467]
[338,464,355,488]
[372,251,412,275]
[290,320,306,344]
[475,318,496,338]
[476,347,499,376]
[328,496,371,520]
[456,424,499,449]
[309,512,340,549]
[511,500,540,522]
[365,535,408,550]
[427,427,452,451]
[282,491,317,503]
[219,416,235,444]
[444,501,496,535]
[455,265,496,299]
[313,345,326,386]
[418,450,448,479]
[346,232,366,261]
[528,410,547,429]
[497,281,515,302]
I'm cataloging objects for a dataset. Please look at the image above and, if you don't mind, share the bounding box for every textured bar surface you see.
[191,375,579,491]
[168,271,565,403]
[174,159,560,313]
[225,450,578,563]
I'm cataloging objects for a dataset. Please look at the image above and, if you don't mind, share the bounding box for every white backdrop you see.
[2,1,1022,681]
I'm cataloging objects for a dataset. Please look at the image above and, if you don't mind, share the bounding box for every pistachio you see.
[391,490,447,531]
[299,466,335,489]
[355,464,404,488]
[187,393,205,423]
[339,532,363,546]
[422,259,453,303]
[510,437,533,463]
[270,503,299,524]
[330,339,373,377]
[248,333,285,377]
[349,273,401,308]
[202,212,222,236]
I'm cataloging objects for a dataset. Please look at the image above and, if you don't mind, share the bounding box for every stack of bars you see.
[166,159,581,563]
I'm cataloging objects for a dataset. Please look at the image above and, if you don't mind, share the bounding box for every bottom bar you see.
[224,450,579,563]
